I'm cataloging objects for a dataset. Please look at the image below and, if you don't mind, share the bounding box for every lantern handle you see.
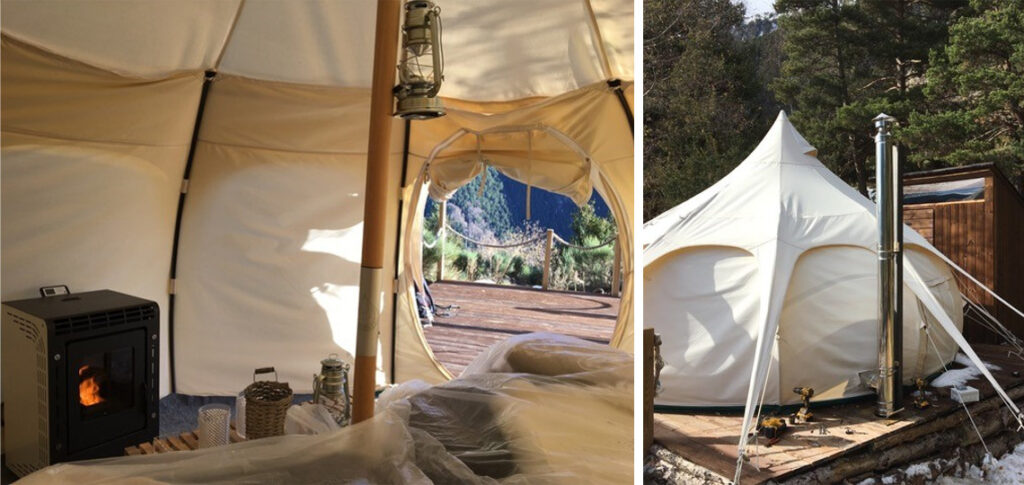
[253,367,277,382]
[427,5,443,96]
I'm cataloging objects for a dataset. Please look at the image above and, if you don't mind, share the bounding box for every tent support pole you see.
[167,69,216,394]
[874,113,903,417]
[352,0,401,424]
[389,119,411,384]
[437,201,447,280]
[607,79,633,136]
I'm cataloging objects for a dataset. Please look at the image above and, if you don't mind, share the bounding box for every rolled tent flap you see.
[425,129,594,206]
[427,152,485,201]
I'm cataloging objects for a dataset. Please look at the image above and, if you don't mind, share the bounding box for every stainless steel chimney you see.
[874,113,903,417]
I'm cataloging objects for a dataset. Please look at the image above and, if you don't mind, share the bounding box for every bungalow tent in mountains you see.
[0,1,635,481]
[643,113,1024,480]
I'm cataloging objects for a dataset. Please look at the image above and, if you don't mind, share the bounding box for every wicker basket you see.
[243,367,292,439]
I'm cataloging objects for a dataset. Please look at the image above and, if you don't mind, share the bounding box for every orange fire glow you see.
[78,365,105,407]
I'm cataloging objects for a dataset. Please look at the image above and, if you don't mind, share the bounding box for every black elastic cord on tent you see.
[167,70,217,393]
[607,79,633,136]
[390,119,412,383]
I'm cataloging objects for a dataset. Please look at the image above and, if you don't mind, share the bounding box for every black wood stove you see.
[1,290,159,477]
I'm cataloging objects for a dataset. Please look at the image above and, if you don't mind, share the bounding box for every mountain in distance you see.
[501,172,612,240]
[426,167,612,241]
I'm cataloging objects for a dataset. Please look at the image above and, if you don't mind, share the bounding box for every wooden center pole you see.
[352,0,402,424]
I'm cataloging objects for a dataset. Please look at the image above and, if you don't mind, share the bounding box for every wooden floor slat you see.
[653,344,1024,484]
[126,425,247,456]
[179,431,199,450]
[423,281,620,375]
[152,439,172,453]
[167,436,190,452]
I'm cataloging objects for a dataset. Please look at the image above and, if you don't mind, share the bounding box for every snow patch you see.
[931,353,1000,388]
[933,443,1024,484]
[931,367,982,388]
[905,462,932,477]
[955,353,1001,371]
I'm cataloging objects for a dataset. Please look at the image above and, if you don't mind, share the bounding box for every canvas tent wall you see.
[0,0,634,397]
[643,112,964,409]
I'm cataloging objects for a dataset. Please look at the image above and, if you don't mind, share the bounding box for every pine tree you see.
[904,0,1024,189]
[643,0,776,221]
[774,0,964,194]
[570,201,616,245]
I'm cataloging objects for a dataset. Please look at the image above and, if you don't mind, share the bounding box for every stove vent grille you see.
[53,304,157,336]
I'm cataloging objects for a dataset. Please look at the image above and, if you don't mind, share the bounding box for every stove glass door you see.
[66,329,147,454]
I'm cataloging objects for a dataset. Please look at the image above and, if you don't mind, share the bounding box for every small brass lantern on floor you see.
[313,354,352,426]
[394,0,445,119]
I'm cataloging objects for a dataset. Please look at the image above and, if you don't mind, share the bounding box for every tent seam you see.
[1,128,192,149]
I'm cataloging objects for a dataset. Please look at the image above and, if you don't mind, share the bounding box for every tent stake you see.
[352,0,402,424]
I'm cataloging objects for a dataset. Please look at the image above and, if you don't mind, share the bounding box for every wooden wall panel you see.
[905,207,934,241]
[928,200,996,344]
[903,165,1023,345]
[993,175,1024,341]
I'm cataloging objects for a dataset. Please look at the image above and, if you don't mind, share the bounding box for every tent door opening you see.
[396,126,628,378]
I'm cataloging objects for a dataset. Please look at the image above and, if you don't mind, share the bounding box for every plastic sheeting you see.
[17,333,632,484]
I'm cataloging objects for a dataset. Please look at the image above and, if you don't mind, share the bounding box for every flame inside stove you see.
[79,365,105,407]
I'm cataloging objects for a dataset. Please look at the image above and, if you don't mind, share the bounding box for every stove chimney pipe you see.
[874,113,903,417]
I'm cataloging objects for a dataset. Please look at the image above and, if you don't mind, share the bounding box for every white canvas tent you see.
[643,112,963,409]
[644,112,1024,478]
[0,0,634,398]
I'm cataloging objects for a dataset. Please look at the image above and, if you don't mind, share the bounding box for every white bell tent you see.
[0,0,634,397]
[643,113,1024,421]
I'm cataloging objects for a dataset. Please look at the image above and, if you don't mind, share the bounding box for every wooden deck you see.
[422,281,620,376]
[653,344,1024,484]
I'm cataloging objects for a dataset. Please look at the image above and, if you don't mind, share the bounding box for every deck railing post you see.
[437,200,446,281]
[542,229,554,290]
[611,237,621,297]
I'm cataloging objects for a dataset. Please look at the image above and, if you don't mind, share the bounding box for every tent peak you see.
[743,110,818,163]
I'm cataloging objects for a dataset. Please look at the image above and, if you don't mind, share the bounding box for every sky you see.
[740,0,775,17]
